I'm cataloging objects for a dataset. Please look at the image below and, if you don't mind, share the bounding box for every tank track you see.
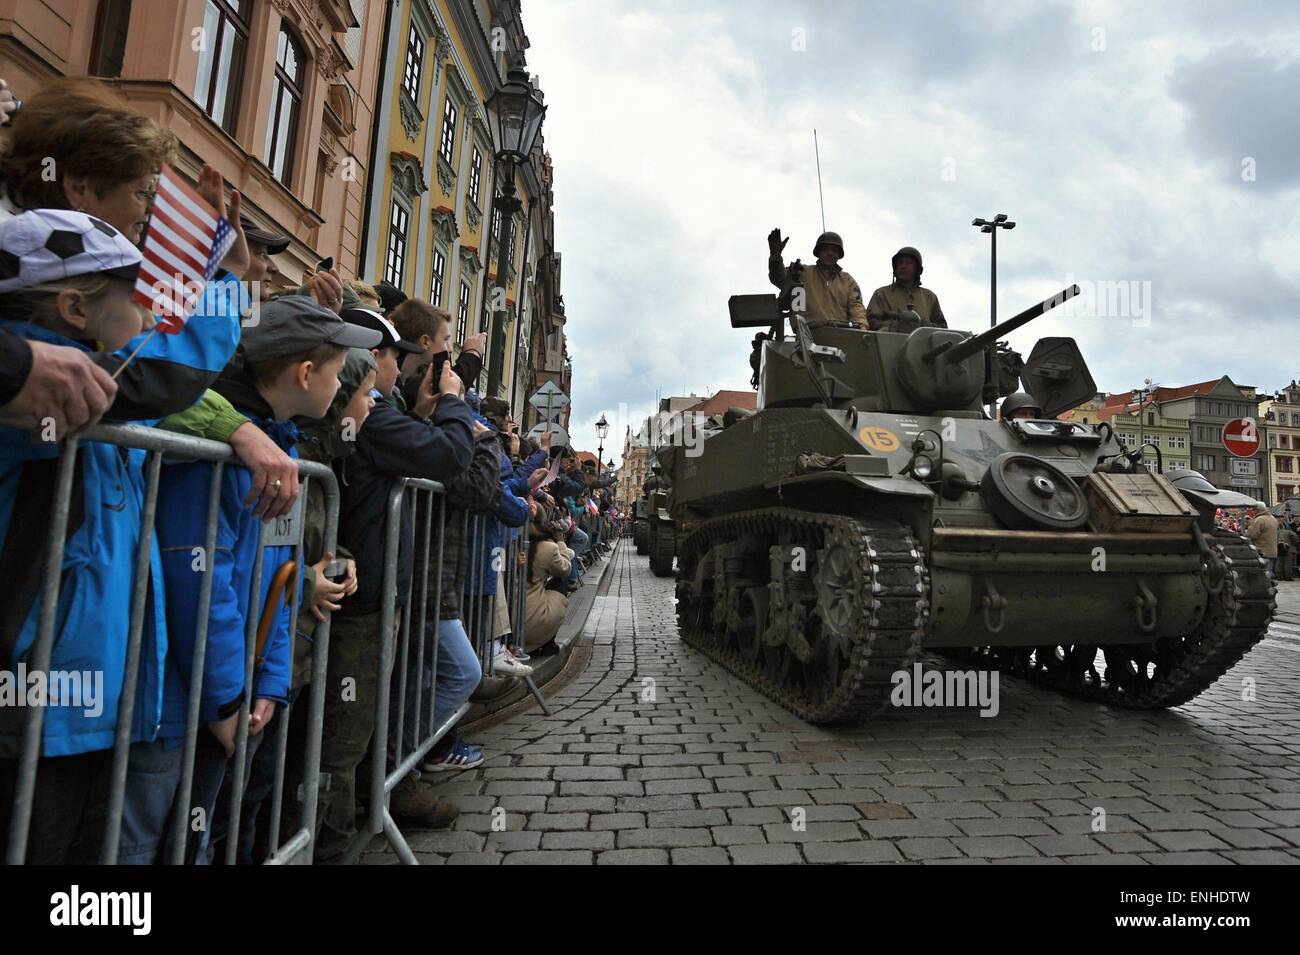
[649,523,675,576]
[950,529,1275,709]
[675,508,928,723]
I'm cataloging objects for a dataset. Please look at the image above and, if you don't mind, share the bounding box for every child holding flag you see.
[0,209,158,863]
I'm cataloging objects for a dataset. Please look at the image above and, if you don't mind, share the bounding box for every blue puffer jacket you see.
[466,429,528,598]
[0,285,241,757]
[507,449,548,497]
[155,415,300,741]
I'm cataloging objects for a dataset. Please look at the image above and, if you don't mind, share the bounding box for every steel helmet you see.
[891,246,923,275]
[1000,392,1042,419]
[813,231,844,258]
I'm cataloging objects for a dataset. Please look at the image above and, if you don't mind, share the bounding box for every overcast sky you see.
[526,0,1300,465]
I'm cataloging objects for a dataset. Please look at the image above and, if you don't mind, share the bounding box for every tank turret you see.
[733,285,1090,417]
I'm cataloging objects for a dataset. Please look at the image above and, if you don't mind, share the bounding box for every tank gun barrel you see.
[924,285,1081,364]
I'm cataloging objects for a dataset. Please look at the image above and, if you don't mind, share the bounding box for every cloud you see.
[525,0,1300,465]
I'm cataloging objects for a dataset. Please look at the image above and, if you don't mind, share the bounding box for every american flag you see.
[132,164,236,333]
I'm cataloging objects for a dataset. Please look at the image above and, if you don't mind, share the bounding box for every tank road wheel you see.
[675,508,929,724]
[650,521,675,577]
[967,529,1275,709]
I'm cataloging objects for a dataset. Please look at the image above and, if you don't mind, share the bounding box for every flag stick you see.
[110,325,162,380]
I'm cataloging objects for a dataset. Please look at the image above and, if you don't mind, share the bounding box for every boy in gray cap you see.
[118,295,380,864]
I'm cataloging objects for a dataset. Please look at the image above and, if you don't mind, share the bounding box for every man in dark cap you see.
[866,246,947,332]
[239,214,290,304]
[374,279,408,316]
[767,228,869,330]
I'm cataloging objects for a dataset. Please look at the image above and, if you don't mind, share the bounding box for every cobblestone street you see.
[387,542,1300,865]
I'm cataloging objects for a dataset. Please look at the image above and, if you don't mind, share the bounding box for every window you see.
[468,145,483,209]
[265,27,304,184]
[1195,453,1216,471]
[1117,432,1134,446]
[438,97,458,166]
[1281,457,1295,474]
[402,23,424,100]
[193,0,249,134]
[456,281,471,343]
[1167,434,1186,450]
[1166,462,1185,473]
[430,247,446,307]
[385,201,409,287]
[89,0,132,78]
[490,206,502,246]
[1147,412,1155,426]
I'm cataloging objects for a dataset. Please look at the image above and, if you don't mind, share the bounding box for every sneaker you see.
[422,739,484,772]
[389,777,459,829]
[498,637,530,662]
[492,648,534,677]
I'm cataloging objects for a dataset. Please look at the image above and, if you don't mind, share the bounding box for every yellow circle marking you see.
[858,426,900,452]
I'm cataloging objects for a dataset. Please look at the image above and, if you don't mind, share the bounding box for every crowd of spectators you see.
[0,77,619,864]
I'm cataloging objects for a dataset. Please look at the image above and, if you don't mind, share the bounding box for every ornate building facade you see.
[1,0,389,284]
[360,0,566,417]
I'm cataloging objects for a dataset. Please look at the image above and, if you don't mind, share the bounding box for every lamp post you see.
[1134,378,1156,466]
[485,63,547,399]
[972,213,1016,417]
[596,414,610,478]
[971,214,1016,330]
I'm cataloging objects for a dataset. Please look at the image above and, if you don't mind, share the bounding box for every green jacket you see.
[156,388,251,443]
[865,281,947,331]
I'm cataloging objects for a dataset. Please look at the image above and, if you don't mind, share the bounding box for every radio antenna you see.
[814,129,826,232]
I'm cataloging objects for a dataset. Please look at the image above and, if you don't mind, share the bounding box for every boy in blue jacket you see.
[117,297,380,864]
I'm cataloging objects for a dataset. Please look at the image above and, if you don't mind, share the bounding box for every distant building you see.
[1155,377,1266,501]
[1261,381,1300,504]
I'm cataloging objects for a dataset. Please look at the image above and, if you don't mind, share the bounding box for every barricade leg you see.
[100,449,164,864]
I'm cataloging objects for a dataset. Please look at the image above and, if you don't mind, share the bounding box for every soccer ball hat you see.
[0,208,143,294]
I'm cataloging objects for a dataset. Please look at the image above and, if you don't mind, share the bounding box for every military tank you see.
[633,494,651,554]
[645,455,677,577]
[669,287,1275,723]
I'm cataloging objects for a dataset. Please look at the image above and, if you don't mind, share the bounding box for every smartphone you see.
[316,256,334,272]
[324,558,349,583]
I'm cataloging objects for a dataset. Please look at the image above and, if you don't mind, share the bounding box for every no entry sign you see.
[1223,417,1260,458]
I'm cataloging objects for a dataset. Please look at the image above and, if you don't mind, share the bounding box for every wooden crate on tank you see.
[1082,471,1198,533]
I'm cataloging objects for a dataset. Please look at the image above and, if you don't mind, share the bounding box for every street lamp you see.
[971,214,1016,331]
[484,62,547,399]
[972,213,1015,417]
[1134,378,1156,460]
[596,414,610,477]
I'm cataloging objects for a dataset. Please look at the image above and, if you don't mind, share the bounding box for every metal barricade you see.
[1,422,338,865]
[362,476,454,865]
[363,489,544,865]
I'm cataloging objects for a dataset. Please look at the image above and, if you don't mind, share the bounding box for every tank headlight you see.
[910,454,935,480]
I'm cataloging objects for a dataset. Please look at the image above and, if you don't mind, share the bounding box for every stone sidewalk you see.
[369,542,1300,865]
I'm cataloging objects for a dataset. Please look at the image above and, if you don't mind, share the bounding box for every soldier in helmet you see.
[1000,392,1042,420]
[866,246,947,332]
[767,228,870,330]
